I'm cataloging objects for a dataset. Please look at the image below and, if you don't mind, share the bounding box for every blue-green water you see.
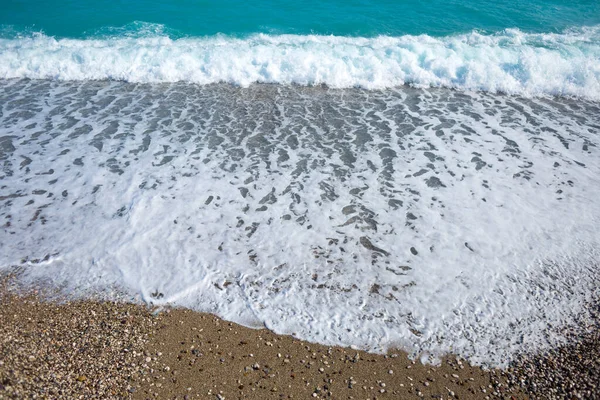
[0,1,599,97]
[2,0,600,38]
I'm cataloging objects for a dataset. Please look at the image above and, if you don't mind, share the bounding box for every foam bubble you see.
[1,80,599,366]
[0,26,599,99]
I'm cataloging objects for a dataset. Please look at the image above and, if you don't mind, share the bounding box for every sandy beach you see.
[2,76,600,399]
[2,0,600,397]
[1,275,598,400]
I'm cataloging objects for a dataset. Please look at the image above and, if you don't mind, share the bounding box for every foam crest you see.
[1,27,599,98]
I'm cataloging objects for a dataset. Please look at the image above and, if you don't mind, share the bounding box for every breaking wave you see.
[1,25,599,99]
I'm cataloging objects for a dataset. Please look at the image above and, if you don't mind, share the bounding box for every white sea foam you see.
[1,80,599,366]
[1,26,599,99]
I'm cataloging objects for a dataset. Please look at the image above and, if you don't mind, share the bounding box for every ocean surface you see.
[1,0,600,367]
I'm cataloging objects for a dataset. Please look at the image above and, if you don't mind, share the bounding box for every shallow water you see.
[1,79,599,366]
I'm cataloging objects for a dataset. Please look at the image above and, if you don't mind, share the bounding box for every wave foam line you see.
[1,27,600,98]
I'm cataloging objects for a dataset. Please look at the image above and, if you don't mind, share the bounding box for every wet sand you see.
[1,276,598,399]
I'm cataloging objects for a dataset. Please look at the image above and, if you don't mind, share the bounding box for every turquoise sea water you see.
[2,0,600,38]
[1,0,599,97]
